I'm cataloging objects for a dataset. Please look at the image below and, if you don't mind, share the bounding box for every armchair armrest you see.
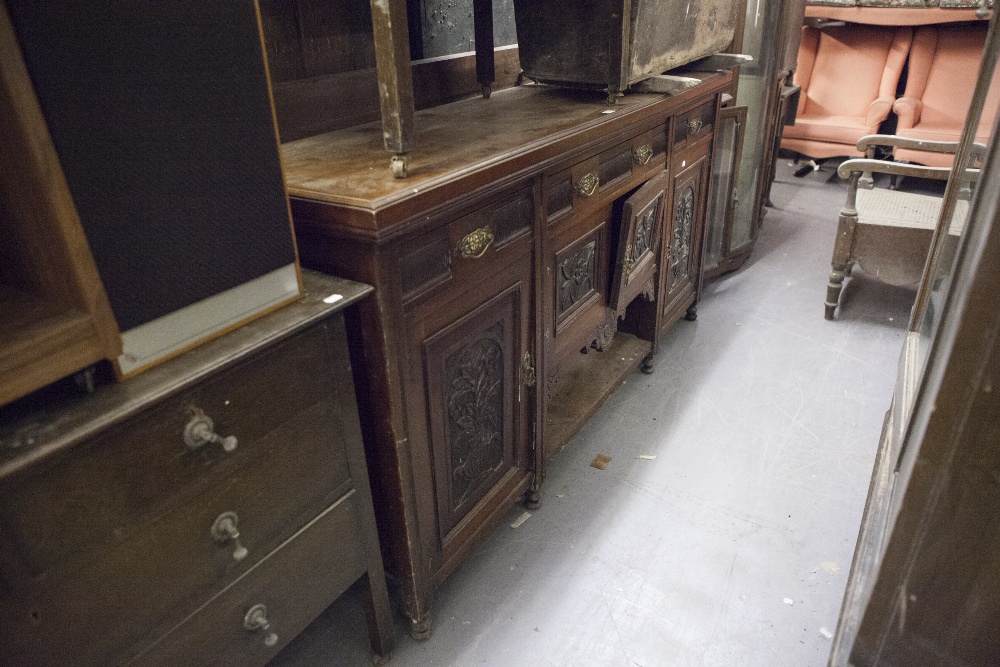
[865,97,895,128]
[892,96,923,130]
[855,134,964,154]
[836,158,955,181]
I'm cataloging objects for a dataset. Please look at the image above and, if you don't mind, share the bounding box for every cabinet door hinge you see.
[522,351,536,388]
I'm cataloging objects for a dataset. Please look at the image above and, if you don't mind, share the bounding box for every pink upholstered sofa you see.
[893,23,999,167]
[781,25,912,160]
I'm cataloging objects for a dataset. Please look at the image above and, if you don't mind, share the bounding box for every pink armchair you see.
[893,23,999,168]
[782,24,913,160]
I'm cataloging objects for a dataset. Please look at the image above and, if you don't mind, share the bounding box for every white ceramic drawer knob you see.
[184,406,238,453]
[211,511,249,562]
[244,603,279,647]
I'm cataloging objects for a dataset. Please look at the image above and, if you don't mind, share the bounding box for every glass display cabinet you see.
[829,10,1000,667]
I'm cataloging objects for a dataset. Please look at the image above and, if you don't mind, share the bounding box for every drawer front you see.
[672,100,716,149]
[0,321,361,666]
[132,491,369,667]
[401,185,535,308]
[0,324,340,577]
[545,125,667,224]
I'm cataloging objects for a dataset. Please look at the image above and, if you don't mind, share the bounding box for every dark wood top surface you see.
[281,76,728,238]
[0,270,372,475]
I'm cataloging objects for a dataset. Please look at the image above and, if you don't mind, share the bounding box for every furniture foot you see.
[408,614,433,641]
[793,159,820,177]
[524,488,541,510]
[481,83,492,99]
[825,265,847,320]
[391,154,409,179]
[641,351,655,374]
[684,304,698,321]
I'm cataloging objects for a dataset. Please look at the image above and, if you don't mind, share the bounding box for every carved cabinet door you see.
[415,259,534,560]
[663,151,711,312]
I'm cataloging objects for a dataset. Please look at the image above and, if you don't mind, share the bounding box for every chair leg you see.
[825,210,858,320]
[825,264,848,320]
[794,159,822,177]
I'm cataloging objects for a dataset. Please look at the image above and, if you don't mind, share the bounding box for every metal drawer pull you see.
[184,407,237,453]
[687,117,704,135]
[211,511,249,562]
[457,225,495,259]
[244,604,278,647]
[576,172,599,197]
[634,144,653,165]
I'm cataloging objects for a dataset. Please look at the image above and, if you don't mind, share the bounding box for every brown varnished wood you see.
[283,77,730,240]
[0,272,393,666]
[132,492,369,667]
[286,76,731,637]
[0,0,121,406]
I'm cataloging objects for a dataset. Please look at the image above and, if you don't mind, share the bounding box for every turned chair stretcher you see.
[825,135,980,320]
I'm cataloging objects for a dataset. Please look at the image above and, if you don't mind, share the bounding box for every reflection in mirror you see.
[910,14,1000,392]
[415,0,516,59]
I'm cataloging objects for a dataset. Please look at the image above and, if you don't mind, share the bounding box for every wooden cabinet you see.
[282,75,730,637]
[662,136,713,328]
[0,272,392,666]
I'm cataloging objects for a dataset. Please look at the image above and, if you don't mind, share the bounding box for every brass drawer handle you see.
[634,144,653,165]
[184,406,237,453]
[576,172,599,197]
[211,511,249,562]
[244,603,279,647]
[457,226,495,259]
[687,117,704,135]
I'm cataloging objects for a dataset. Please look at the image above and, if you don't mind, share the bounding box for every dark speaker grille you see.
[8,1,297,331]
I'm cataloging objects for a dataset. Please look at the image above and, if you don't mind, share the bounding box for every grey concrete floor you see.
[272,160,916,667]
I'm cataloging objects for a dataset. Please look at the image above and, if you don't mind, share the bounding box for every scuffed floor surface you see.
[272,161,914,666]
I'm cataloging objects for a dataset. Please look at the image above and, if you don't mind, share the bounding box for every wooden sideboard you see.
[0,271,393,666]
[282,74,731,638]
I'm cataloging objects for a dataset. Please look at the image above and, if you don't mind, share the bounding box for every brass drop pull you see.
[687,117,703,136]
[457,226,495,259]
[211,511,249,562]
[575,172,599,197]
[244,604,278,647]
[634,144,653,165]
[184,407,237,453]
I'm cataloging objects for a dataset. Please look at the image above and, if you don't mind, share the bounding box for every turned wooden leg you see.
[525,488,541,510]
[408,612,433,641]
[826,194,859,320]
[825,264,848,320]
[641,351,655,374]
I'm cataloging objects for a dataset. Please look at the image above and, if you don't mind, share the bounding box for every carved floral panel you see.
[670,186,694,291]
[558,240,596,316]
[445,324,505,511]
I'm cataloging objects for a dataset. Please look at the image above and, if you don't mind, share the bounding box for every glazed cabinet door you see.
[662,144,711,321]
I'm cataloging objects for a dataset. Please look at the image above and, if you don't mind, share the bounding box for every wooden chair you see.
[824,135,980,320]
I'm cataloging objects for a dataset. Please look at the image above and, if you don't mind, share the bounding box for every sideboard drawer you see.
[546,126,666,224]
[132,490,369,667]
[401,185,535,308]
[0,325,337,576]
[673,100,716,149]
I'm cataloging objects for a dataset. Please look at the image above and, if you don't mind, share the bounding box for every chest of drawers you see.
[0,271,392,666]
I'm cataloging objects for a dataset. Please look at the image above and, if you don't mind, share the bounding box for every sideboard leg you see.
[408,613,433,641]
[525,488,541,510]
[641,351,655,374]
[685,303,698,321]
